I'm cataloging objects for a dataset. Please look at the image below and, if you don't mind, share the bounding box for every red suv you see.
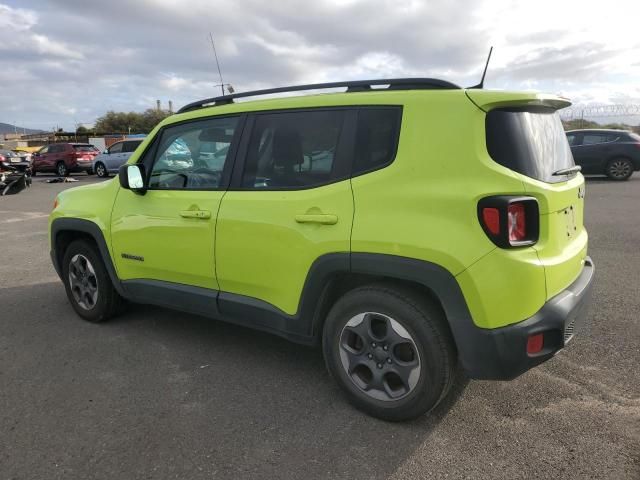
[32,143,99,177]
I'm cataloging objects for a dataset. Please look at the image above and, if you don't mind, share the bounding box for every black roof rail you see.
[177,77,461,113]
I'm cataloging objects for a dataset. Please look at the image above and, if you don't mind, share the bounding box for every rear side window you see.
[629,133,640,142]
[353,107,402,176]
[486,109,575,183]
[122,141,142,153]
[241,110,346,189]
[582,134,610,145]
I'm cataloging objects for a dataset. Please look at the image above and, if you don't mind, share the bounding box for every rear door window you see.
[241,109,347,189]
[486,109,575,183]
[109,143,123,154]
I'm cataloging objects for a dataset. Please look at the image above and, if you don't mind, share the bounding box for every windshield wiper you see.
[552,166,582,176]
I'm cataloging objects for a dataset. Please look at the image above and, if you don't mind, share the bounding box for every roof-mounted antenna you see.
[209,32,227,96]
[469,46,493,89]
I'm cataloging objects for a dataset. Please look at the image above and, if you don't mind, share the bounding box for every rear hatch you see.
[469,90,588,300]
[72,144,98,161]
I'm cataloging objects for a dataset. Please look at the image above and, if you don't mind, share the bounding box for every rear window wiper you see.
[552,166,582,176]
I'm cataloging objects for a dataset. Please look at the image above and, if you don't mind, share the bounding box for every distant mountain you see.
[0,122,44,135]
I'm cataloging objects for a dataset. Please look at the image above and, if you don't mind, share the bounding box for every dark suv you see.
[32,143,99,177]
[566,129,640,180]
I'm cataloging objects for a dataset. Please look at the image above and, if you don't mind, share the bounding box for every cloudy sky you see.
[1,0,639,130]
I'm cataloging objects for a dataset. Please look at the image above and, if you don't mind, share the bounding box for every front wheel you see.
[606,157,633,181]
[323,284,456,421]
[61,240,124,322]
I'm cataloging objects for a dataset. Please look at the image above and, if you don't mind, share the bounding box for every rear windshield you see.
[486,109,575,183]
[73,144,98,152]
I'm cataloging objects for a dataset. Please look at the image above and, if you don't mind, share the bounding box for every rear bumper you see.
[73,162,93,172]
[460,256,595,380]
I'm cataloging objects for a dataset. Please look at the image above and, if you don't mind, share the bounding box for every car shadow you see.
[2,281,469,479]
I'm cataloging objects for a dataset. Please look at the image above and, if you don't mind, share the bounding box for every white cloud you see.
[1,0,639,129]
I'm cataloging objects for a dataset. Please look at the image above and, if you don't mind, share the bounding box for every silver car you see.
[92,139,144,178]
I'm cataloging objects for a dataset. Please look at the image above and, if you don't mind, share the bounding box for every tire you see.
[95,162,108,178]
[61,239,124,323]
[56,161,68,177]
[86,168,94,175]
[606,157,633,181]
[323,284,456,421]
[31,167,36,177]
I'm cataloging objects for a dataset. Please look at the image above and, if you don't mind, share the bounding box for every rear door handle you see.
[180,210,211,219]
[294,214,338,225]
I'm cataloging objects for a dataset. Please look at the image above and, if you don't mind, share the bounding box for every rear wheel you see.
[95,162,108,178]
[62,239,124,322]
[323,284,456,421]
[56,161,68,177]
[606,157,633,181]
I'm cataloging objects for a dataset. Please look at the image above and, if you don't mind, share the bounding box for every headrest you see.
[273,128,303,167]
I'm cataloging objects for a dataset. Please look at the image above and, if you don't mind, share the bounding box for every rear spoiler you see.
[465,90,571,113]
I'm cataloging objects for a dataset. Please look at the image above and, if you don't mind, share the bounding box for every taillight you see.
[507,202,526,242]
[478,196,539,248]
[481,207,500,235]
[0,154,5,162]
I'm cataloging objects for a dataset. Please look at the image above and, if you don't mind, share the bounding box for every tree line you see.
[76,108,639,135]
[78,109,173,135]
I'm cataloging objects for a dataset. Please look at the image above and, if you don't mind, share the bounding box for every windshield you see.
[486,109,575,183]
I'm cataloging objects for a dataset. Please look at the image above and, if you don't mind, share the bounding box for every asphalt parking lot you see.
[1,174,639,479]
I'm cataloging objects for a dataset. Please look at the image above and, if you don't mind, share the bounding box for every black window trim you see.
[136,113,247,192]
[227,105,402,192]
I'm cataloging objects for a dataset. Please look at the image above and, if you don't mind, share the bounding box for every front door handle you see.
[294,214,338,225]
[180,210,211,219]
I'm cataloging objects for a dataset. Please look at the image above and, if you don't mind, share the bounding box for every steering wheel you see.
[151,169,189,188]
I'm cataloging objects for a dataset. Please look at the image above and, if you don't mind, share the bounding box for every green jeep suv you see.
[49,78,594,421]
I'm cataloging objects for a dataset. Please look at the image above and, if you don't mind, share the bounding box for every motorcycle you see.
[0,161,32,196]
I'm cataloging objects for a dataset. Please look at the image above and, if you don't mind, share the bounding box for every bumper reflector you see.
[526,333,544,355]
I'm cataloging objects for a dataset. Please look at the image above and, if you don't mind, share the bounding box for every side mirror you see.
[119,164,147,194]
[103,149,109,154]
